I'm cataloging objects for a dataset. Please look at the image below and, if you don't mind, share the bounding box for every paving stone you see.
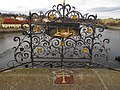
[0,68,120,90]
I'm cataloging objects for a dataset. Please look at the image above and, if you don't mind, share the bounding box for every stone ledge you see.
[0,68,120,90]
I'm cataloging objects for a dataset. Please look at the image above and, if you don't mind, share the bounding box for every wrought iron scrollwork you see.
[5,1,110,69]
[13,35,31,63]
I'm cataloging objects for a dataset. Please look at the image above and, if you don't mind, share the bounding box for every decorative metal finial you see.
[63,0,65,5]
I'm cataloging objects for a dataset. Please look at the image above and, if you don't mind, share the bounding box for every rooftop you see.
[3,18,28,24]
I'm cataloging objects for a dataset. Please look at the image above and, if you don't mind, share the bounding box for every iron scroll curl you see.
[8,2,110,68]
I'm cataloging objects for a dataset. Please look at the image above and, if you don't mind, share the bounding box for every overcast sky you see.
[0,0,120,18]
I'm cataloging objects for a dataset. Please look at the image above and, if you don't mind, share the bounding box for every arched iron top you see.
[29,2,98,24]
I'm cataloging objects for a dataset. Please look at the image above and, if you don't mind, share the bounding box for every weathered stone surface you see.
[0,68,120,90]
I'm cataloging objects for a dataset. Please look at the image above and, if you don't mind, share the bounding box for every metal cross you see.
[56,71,70,83]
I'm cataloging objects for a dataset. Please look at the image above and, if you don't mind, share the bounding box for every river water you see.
[0,29,120,68]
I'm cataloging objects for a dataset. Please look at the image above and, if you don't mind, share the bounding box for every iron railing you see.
[1,1,114,71]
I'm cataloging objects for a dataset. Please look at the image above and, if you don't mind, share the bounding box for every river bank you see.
[0,28,23,33]
[106,26,120,30]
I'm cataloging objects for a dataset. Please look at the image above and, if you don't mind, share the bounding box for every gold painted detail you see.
[37,48,42,53]
[50,14,55,20]
[72,15,78,20]
[54,29,73,38]
[82,48,88,53]
[56,72,70,84]
[61,41,65,46]
[34,26,39,32]
[86,28,92,33]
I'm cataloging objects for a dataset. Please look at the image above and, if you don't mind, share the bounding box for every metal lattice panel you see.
[6,1,110,69]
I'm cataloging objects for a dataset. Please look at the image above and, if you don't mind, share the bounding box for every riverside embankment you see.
[0,28,22,33]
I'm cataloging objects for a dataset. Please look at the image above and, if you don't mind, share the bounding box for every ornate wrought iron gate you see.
[5,2,110,69]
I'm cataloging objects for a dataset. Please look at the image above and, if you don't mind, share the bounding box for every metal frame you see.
[5,2,110,69]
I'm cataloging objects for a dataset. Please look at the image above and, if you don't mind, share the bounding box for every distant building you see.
[2,18,29,28]
[16,16,26,21]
